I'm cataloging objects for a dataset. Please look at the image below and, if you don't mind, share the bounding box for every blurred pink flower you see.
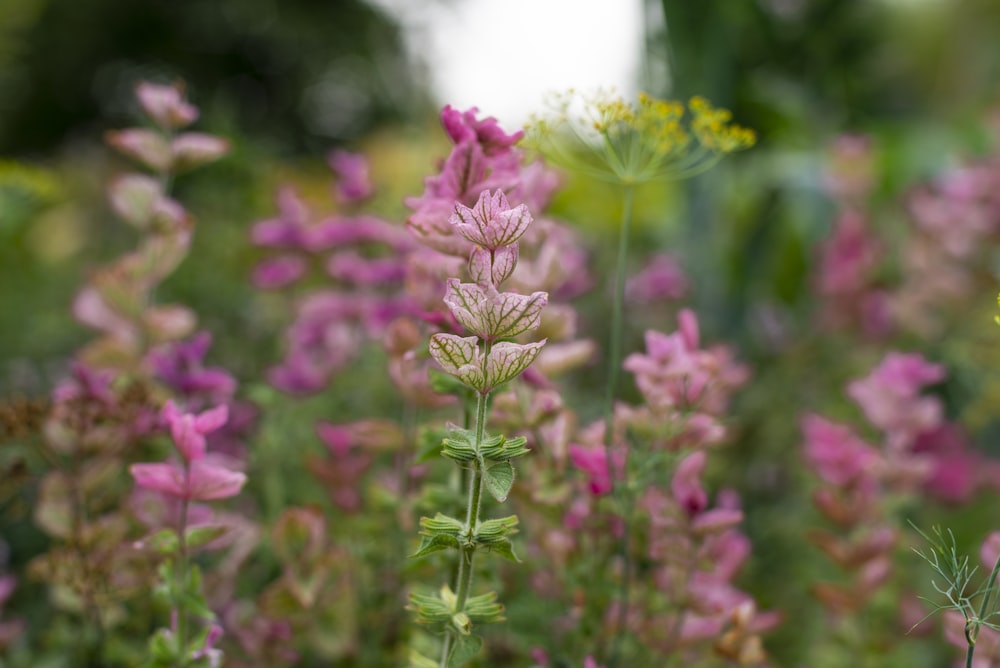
[802,414,879,487]
[626,253,688,303]
[130,459,246,501]
[329,149,374,203]
[162,399,228,462]
[136,81,198,130]
[847,352,945,448]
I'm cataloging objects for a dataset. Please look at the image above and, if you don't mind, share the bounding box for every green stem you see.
[603,184,635,668]
[177,469,191,666]
[603,183,635,452]
[440,388,490,667]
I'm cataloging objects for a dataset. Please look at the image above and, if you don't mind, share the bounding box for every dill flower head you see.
[524,89,755,185]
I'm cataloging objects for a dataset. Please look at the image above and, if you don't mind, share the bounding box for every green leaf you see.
[441,428,478,462]
[475,515,518,544]
[483,461,515,502]
[409,650,440,668]
[485,540,521,563]
[464,591,505,623]
[411,533,461,558]
[148,628,178,662]
[408,592,453,623]
[500,435,530,460]
[428,367,472,397]
[142,528,180,555]
[185,525,227,551]
[416,426,449,463]
[447,633,483,667]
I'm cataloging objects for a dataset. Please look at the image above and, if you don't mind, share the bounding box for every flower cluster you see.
[803,351,993,630]
[524,90,755,185]
[250,165,416,394]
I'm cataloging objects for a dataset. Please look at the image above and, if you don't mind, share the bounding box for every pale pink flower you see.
[136,81,198,130]
[449,189,533,252]
[847,352,945,448]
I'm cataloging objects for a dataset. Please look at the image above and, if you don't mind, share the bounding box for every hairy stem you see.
[440,388,490,667]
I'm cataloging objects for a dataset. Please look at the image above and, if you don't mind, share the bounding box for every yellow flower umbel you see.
[524,89,755,185]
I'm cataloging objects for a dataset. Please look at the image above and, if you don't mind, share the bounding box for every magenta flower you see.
[329,149,374,203]
[440,105,524,156]
[252,255,308,289]
[568,443,623,496]
[130,459,245,501]
[131,401,246,501]
[162,400,228,462]
[671,450,709,515]
[148,333,237,403]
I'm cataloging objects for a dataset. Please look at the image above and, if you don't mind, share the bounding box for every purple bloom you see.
[329,149,374,203]
[148,332,237,403]
[252,255,308,289]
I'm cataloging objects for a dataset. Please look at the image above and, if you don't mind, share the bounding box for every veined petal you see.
[444,281,548,341]
[484,290,548,339]
[484,340,545,390]
[429,333,480,377]
[449,190,533,251]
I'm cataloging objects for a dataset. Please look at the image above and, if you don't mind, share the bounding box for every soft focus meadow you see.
[6,1,1000,667]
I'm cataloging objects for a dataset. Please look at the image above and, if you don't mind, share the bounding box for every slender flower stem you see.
[603,183,635,452]
[600,184,635,668]
[440,386,491,667]
[177,468,191,666]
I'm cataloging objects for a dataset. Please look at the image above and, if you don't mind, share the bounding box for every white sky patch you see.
[374,0,644,131]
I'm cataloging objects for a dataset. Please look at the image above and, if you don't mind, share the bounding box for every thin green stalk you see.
[177,469,191,666]
[440,387,491,667]
[602,184,634,668]
[967,550,1000,668]
[603,183,635,451]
